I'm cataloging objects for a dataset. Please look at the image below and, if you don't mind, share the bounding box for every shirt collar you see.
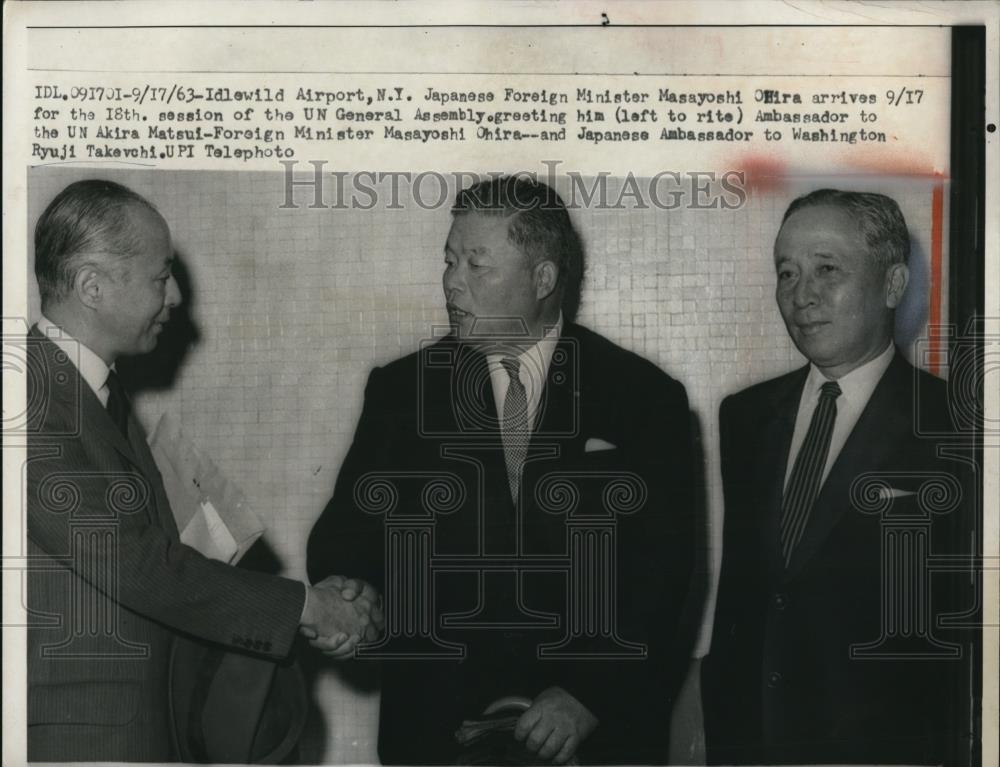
[37,314,113,400]
[485,313,564,378]
[804,342,895,406]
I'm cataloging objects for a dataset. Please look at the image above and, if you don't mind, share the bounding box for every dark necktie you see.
[779,380,841,566]
[500,358,529,501]
[105,369,130,439]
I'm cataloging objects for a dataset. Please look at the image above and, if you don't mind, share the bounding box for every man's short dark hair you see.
[34,179,161,307]
[781,188,911,271]
[452,175,585,322]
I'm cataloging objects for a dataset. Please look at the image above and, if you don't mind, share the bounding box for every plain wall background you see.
[25,167,945,763]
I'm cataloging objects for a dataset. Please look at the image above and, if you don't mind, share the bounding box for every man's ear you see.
[534,260,559,301]
[885,262,910,309]
[74,264,105,310]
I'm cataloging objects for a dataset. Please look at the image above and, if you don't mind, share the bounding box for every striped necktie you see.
[780,380,841,566]
[500,357,529,501]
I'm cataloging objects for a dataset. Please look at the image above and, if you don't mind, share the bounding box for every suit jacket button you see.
[767,671,782,688]
[774,593,787,610]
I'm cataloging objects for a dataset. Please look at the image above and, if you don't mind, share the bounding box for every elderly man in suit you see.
[702,189,969,764]
[308,176,696,765]
[25,179,380,762]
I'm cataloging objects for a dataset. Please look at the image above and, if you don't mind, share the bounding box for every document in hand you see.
[147,413,264,564]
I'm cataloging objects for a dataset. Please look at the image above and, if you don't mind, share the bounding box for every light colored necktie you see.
[500,357,529,501]
[779,380,841,566]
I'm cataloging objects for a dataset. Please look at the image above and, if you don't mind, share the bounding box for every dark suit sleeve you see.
[554,372,697,753]
[701,393,743,754]
[308,366,391,588]
[27,434,305,659]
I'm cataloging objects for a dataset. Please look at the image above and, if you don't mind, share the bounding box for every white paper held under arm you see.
[147,413,264,564]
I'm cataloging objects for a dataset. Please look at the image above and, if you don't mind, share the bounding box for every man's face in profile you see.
[774,203,901,378]
[96,205,181,359]
[442,212,542,344]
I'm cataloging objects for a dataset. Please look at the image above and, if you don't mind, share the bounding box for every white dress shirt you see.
[486,314,563,430]
[36,315,115,405]
[784,343,895,490]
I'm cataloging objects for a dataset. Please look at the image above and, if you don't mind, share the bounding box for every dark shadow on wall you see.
[895,239,930,351]
[662,408,711,764]
[238,536,285,578]
[673,408,711,683]
[118,250,200,393]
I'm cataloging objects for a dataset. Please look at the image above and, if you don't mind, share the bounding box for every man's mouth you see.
[796,320,829,336]
[447,304,472,320]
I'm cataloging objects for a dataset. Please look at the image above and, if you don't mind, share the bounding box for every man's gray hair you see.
[781,188,911,271]
[34,179,161,306]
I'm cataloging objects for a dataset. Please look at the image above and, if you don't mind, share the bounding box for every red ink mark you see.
[928,183,944,375]
[731,154,787,196]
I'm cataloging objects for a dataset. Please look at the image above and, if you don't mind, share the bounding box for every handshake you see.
[299,575,385,659]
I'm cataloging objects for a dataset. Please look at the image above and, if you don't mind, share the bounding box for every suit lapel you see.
[80,375,175,533]
[785,354,910,578]
[125,409,178,538]
[32,329,170,532]
[530,330,578,451]
[32,329,136,462]
[521,329,580,553]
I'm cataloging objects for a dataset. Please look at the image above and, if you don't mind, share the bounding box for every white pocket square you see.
[878,486,916,499]
[584,437,617,453]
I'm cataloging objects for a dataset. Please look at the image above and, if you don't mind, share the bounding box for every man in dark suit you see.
[308,176,696,765]
[702,189,971,764]
[25,179,379,762]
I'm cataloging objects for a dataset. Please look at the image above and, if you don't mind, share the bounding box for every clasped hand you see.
[514,686,598,764]
[300,575,384,658]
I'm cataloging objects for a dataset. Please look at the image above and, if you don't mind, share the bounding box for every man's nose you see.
[792,273,817,309]
[443,263,465,298]
[164,274,182,309]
